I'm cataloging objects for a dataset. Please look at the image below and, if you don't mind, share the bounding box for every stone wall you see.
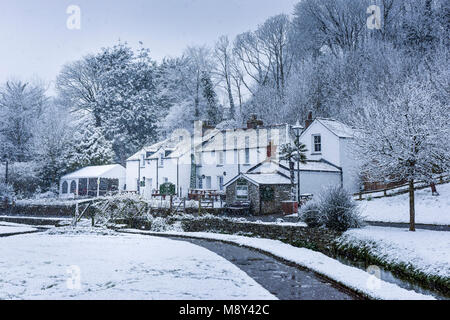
[226,179,292,215]
[175,216,341,255]
[260,184,291,215]
[0,204,75,217]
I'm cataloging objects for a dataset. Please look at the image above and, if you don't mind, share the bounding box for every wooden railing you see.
[354,175,449,200]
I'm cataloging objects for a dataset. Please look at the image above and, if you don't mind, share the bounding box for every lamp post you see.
[292,121,303,203]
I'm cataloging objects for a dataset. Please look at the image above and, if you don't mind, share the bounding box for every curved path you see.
[0,225,359,300]
[168,236,359,300]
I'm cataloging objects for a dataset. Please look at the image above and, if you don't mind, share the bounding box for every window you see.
[160,154,164,167]
[217,176,224,191]
[313,135,322,153]
[198,177,203,189]
[197,153,202,166]
[163,177,169,183]
[141,155,145,168]
[236,184,249,200]
[62,181,68,194]
[218,151,224,166]
[70,181,77,194]
[206,176,212,189]
[245,136,250,164]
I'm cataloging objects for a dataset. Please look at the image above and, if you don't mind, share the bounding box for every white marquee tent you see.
[60,164,126,199]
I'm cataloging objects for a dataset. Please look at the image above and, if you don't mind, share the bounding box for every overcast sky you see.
[0,0,298,93]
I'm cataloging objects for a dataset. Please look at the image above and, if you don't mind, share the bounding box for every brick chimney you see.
[305,111,313,129]
[247,114,264,129]
[266,140,277,160]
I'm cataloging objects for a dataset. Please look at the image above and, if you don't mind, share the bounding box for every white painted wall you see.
[299,122,341,167]
[339,138,361,193]
[298,171,342,197]
[126,160,140,192]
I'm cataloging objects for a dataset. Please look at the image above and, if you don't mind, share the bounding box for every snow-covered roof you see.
[61,165,125,180]
[224,172,291,187]
[127,139,171,161]
[245,173,291,185]
[202,124,289,152]
[316,118,354,138]
[248,159,341,174]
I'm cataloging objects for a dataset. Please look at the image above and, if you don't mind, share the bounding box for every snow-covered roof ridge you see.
[224,172,291,187]
[61,164,125,180]
[315,118,355,138]
[248,159,341,174]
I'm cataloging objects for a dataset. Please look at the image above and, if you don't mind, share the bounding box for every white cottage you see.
[298,115,360,193]
[60,164,126,199]
[125,115,361,200]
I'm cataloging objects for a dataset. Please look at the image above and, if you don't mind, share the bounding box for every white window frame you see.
[205,176,212,189]
[312,134,322,154]
[245,136,250,164]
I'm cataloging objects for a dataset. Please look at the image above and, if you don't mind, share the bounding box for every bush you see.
[0,182,15,202]
[321,186,363,232]
[0,162,41,198]
[301,186,363,232]
[300,200,324,228]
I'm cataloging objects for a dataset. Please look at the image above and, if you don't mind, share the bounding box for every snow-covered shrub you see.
[320,186,363,232]
[0,162,41,198]
[93,194,150,224]
[300,200,324,228]
[147,216,183,232]
[0,182,15,201]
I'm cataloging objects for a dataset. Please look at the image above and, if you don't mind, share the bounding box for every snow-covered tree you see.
[34,100,72,190]
[352,80,450,231]
[64,125,115,174]
[201,72,222,126]
[213,36,236,119]
[0,81,47,161]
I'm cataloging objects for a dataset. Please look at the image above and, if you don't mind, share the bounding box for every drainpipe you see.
[5,159,8,185]
[177,158,180,197]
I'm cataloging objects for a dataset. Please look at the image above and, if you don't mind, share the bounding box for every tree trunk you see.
[430,182,439,196]
[409,179,416,232]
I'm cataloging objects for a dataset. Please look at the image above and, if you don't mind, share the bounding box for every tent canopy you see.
[61,165,125,180]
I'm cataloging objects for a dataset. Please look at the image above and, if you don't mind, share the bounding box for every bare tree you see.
[213,36,236,119]
[56,56,103,126]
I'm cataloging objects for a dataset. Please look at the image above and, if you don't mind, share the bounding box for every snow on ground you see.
[338,226,450,280]
[0,222,36,235]
[360,183,450,225]
[0,228,276,300]
[122,229,434,300]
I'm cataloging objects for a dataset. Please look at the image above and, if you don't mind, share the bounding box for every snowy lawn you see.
[0,222,36,235]
[0,228,276,300]
[337,226,450,281]
[122,229,435,300]
[360,183,450,225]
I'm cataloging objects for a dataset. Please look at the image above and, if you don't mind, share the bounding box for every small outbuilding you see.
[224,159,343,215]
[224,172,292,215]
[60,164,126,199]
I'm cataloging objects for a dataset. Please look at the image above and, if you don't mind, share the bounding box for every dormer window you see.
[313,135,322,153]
[160,154,164,167]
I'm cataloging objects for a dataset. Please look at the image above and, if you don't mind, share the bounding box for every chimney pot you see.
[305,111,313,129]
